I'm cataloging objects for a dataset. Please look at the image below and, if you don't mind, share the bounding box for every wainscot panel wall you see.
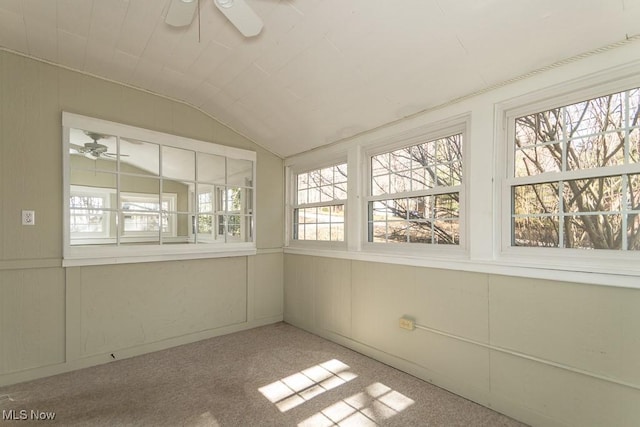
[284,254,640,427]
[0,49,284,387]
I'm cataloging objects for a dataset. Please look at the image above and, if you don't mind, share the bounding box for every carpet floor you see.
[0,322,526,426]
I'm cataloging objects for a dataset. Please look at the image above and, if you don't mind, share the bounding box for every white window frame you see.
[286,156,348,250]
[63,112,257,266]
[284,116,469,259]
[362,120,468,256]
[497,73,640,275]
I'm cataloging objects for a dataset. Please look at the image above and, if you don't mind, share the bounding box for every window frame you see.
[498,74,640,273]
[287,156,349,249]
[362,121,468,255]
[62,112,257,266]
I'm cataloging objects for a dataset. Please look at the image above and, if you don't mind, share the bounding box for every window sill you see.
[283,246,640,289]
[63,243,256,267]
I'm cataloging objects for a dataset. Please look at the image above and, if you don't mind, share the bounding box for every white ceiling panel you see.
[21,0,56,27]
[0,6,28,53]
[116,0,165,57]
[57,30,87,70]
[1,0,639,157]
[57,0,92,38]
[24,17,58,62]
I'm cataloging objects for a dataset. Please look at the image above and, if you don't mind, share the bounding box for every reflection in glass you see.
[227,158,253,186]
[66,124,254,249]
[197,153,225,183]
[120,139,159,176]
[163,146,195,181]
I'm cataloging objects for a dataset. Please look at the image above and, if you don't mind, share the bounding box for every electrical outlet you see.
[22,210,35,226]
[399,317,415,331]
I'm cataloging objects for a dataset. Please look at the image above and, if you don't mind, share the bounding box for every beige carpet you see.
[0,323,526,426]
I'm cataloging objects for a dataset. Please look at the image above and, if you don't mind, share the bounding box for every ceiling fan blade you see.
[165,0,198,27]
[214,0,263,37]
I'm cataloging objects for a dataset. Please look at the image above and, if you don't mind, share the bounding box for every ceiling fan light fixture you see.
[181,0,196,3]
[216,0,234,9]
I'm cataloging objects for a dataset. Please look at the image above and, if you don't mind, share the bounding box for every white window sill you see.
[63,244,256,267]
[283,246,640,289]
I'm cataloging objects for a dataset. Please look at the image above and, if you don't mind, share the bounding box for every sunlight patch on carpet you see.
[298,382,415,426]
[258,359,358,412]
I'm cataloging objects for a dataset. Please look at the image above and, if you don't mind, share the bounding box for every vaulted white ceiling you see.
[1,0,640,157]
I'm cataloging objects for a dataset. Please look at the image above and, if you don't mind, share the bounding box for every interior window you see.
[63,112,256,264]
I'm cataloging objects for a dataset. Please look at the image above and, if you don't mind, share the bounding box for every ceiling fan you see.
[70,132,126,160]
[165,0,263,38]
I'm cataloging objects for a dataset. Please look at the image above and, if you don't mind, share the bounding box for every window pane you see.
[297,172,309,190]
[121,176,160,197]
[434,194,459,219]
[389,172,411,194]
[565,214,622,249]
[198,187,214,213]
[165,213,192,244]
[120,139,159,176]
[408,223,432,243]
[369,221,387,242]
[163,179,192,212]
[390,148,412,171]
[436,163,460,187]
[565,93,624,138]
[196,214,214,236]
[227,158,253,186]
[372,174,390,196]
[163,146,195,181]
[70,170,116,190]
[410,168,429,191]
[70,209,109,234]
[562,176,622,213]
[297,189,307,205]
[122,212,161,234]
[197,153,225,183]
[515,110,562,146]
[411,143,435,167]
[386,221,409,243]
[513,216,559,247]
[335,164,348,183]
[434,219,460,244]
[436,135,462,165]
[513,183,559,215]
[515,144,561,176]
[330,205,345,224]
[330,223,344,241]
[372,153,390,175]
[567,133,624,170]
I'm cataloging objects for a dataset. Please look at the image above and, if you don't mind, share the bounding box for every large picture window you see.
[63,113,256,265]
[509,87,640,250]
[293,163,347,242]
[367,133,463,245]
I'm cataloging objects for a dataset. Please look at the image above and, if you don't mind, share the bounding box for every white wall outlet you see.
[22,210,35,226]
[399,317,415,331]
